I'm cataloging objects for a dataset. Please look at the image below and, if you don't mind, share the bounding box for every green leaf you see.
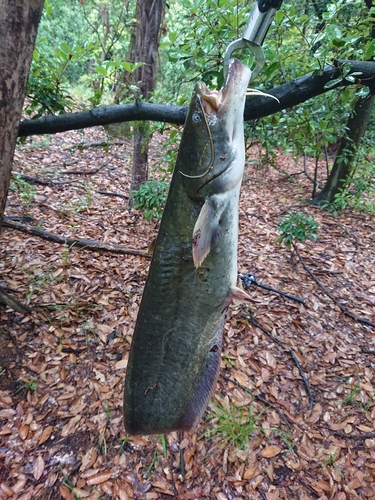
[365,39,375,60]
[275,11,284,23]
[168,32,177,43]
[95,66,108,76]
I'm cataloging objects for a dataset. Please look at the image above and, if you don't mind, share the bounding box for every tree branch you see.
[18,60,375,137]
[2,219,150,258]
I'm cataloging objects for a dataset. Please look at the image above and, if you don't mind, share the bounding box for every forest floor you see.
[0,125,374,500]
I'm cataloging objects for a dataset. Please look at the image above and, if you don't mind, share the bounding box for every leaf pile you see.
[0,128,374,499]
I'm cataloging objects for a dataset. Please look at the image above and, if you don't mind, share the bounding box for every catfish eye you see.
[192,112,201,123]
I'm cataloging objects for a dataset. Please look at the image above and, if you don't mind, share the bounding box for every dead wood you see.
[12,172,77,186]
[246,313,314,411]
[0,285,31,314]
[220,373,292,428]
[69,140,125,149]
[2,219,150,258]
[96,190,129,199]
[58,164,107,175]
[293,243,375,328]
[332,431,375,439]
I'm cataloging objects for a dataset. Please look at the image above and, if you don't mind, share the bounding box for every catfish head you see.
[179,58,252,202]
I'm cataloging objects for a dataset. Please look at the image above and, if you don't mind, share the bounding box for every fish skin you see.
[124,59,252,435]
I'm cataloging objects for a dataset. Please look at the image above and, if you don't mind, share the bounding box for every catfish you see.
[124,58,252,435]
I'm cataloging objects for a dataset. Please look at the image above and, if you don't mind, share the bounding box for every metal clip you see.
[223,0,283,79]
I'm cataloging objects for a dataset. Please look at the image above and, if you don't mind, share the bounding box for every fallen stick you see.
[2,219,150,258]
[0,285,31,314]
[96,190,129,199]
[220,373,291,428]
[12,173,77,186]
[246,313,314,411]
[58,164,107,175]
[293,243,375,328]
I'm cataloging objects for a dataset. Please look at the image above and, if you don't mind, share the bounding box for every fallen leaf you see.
[33,455,45,481]
[86,470,112,485]
[260,445,282,458]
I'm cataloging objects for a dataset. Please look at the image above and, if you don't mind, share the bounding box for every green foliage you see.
[17,379,38,392]
[205,398,267,449]
[276,212,319,249]
[9,175,36,208]
[131,179,169,221]
[27,0,137,115]
[24,0,375,211]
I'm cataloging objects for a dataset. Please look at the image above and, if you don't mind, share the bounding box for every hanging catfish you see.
[124,58,252,435]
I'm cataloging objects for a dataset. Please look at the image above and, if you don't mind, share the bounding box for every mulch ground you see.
[0,125,374,500]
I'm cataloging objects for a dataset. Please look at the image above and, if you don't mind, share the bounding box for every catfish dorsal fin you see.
[192,196,223,268]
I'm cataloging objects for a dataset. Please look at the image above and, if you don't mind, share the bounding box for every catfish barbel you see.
[124,58,252,435]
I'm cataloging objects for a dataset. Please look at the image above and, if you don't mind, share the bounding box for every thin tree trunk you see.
[311,94,375,206]
[312,0,375,207]
[127,0,165,199]
[0,0,45,230]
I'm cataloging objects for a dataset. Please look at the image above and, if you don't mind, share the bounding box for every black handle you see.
[258,0,283,13]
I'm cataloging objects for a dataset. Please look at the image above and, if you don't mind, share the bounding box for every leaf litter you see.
[0,127,374,499]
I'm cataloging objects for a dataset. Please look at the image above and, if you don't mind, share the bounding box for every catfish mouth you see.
[196,58,250,115]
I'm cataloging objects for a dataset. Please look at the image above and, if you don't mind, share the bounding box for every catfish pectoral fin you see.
[230,285,253,305]
[192,198,221,268]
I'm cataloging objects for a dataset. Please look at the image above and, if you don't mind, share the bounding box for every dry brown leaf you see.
[260,445,282,458]
[33,455,45,481]
[61,415,82,437]
[59,485,73,500]
[243,466,259,480]
[153,481,174,496]
[71,488,91,498]
[18,424,29,440]
[0,409,16,419]
[38,425,53,445]
[312,480,331,493]
[115,358,128,370]
[265,351,277,368]
[79,447,98,472]
[86,471,112,486]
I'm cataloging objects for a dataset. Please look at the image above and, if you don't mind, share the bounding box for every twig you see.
[58,164,107,175]
[332,431,375,440]
[245,313,314,411]
[220,374,291,428]
[293,243,375,328]
[68,140,125,150]
[362,347,375,354]
[178,431,185,478]
[0,285,31,314]
[2,219,150,258]
[12,172,78,186]
[96,190,129,199]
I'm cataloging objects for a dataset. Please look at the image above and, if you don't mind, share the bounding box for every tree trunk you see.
[311,93,375,206]
[312,0,375,207]
[127,0,165,197]
[0,0,45,230]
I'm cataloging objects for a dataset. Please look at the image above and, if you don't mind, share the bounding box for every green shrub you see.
[276,212,319,249]
[131,179,169,221]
